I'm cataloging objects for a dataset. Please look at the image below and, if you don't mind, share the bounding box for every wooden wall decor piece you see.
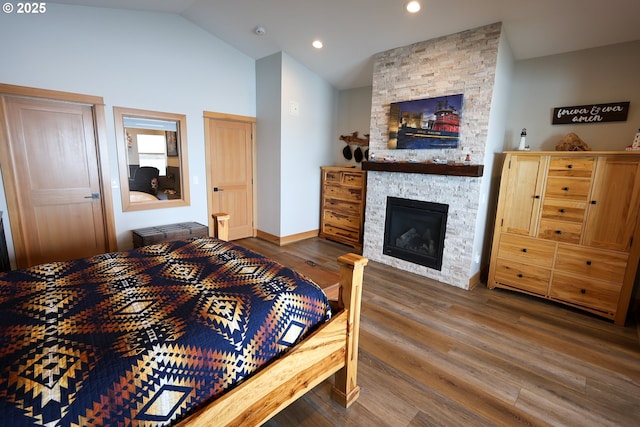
[340,132,369,146]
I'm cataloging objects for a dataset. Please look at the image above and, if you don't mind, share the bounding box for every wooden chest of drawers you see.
[488,152,640,325]
[319,167,366,250]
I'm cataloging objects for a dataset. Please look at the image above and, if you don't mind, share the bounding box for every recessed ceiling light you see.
[405,1,421,13]
[312,40,323,49]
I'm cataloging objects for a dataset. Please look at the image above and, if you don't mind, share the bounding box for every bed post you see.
[332,253,368,407]
[211,213,230,241]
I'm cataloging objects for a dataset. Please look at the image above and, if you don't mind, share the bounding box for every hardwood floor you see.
[236,237,640,427]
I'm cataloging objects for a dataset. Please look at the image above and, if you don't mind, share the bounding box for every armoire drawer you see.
[497,234,555,268]
[538,219,582,244]
[550,272,621,314]
[555,245,628,283]
[540,199,586,223]
[547,157,595,177]
[494,259,551,295]
[544,177,592,200]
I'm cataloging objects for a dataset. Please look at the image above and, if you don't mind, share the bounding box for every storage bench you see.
[132,222,209,248]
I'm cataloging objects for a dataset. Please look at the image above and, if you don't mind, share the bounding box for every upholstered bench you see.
[132,222,209,248]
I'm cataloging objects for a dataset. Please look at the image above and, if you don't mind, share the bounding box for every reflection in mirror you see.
[114,107,190,211]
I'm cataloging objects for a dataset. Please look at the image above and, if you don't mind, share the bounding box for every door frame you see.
[203,111,256,239]
[0,83,117,266]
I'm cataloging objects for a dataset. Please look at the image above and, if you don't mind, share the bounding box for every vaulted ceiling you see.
[49,0,640,90]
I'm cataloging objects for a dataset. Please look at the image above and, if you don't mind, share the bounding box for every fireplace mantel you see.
[361,161,483,177]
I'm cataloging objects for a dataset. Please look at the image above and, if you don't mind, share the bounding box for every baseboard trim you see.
[255,229,319,246]
[468,270,481,290]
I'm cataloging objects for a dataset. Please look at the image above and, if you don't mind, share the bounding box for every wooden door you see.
[498,154,548,236]
[583,156,640,252]
[204,113,255,240]
[0,93,112,267]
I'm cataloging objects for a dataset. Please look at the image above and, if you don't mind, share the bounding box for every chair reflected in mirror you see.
[129,166,159,197]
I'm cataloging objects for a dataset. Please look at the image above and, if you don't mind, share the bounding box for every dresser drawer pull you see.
[562,187,569,191]
[586,260,592,266]
[580,289,586,294]
[567,164,573,169]
[559,209,566,213]
[517,274,523,278]
[521,248,527,253]
[591,200,597,205]
[555,230,562,234]
[534,195,540,199]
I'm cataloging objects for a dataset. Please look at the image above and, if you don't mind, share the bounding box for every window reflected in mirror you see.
[114,107,190,211]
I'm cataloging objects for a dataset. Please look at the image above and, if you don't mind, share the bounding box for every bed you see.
[0,214,367,426]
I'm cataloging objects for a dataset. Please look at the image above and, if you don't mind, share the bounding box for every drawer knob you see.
[580,289,586,294]
[522,248,527,253]
[591,200,597,205]
[555,230,562,234]
[586,260,592,266]
[534,195,540,199]
[517,274,523,278]
[559,209,566,213]
[567,164,573,169]
[562,187,569,191]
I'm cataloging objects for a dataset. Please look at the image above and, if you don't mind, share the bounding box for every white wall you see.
[507,40,640,151]
[474,29,515,275]
[280,53,337,236]
[256,52,337,239]
[336,87,373,167]
[256,53,283,236]
[0,4,256,252]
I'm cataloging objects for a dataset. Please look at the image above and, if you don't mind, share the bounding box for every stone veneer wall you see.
[363,23,502,289]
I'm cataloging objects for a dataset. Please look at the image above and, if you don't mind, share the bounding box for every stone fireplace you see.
[364,170,482,289]
[362,23,509,290]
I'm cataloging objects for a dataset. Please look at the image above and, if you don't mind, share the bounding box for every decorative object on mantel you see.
[517,128,529,151]
[555,132,591,151]
[552,101,629,125]
[388,94,463,150]
[340,131,369,163]
[627,129,640,151]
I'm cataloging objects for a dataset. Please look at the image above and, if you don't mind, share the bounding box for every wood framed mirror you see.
[114,107,190,211]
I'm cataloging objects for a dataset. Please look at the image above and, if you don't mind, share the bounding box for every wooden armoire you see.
[487,151,640,325]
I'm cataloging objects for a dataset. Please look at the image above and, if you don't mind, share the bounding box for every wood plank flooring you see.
[236,237,640,427]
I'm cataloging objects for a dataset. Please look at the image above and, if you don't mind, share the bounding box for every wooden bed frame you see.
[176,214,368,426]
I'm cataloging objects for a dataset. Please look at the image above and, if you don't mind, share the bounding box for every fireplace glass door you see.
[383,197,448,270]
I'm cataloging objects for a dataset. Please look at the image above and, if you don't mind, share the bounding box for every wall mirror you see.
[114,106,190,211]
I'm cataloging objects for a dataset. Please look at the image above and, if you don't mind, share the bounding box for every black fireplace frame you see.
[383,196,448,270]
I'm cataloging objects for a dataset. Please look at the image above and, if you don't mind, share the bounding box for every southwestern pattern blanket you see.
[0,238,330,426]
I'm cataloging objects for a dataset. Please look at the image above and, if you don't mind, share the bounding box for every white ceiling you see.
[49,0,640,90]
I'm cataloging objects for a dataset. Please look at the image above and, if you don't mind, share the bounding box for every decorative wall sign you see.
[552,101,629,125]
[388,94,463,149]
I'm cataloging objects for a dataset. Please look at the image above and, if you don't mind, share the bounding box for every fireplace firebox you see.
[383,197,448,270]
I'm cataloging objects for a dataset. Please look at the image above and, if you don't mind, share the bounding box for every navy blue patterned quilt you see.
[0,238,330,426]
